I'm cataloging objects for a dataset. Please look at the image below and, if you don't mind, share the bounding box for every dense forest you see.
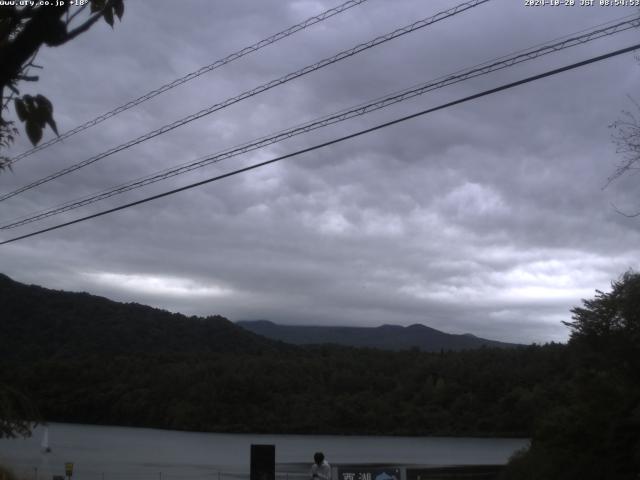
[0,273,560,436]
[2,344,569,436]
[1,272,639,478]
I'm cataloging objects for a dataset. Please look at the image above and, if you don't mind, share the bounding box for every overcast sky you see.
[2,0,640,343]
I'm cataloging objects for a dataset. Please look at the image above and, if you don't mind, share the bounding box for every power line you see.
[2,42,638,246]
[0,0,490,203]
[3,14,638,230]
[4,0,370,166]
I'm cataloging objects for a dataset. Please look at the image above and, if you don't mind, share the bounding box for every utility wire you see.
[2,42,639,246]
[3,15,638,230]
[4,0,370,166]
[0,0,490,203]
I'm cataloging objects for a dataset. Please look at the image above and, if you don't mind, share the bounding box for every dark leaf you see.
[33,96,58,135]
[14,99,27,122]
[25,120,42,146]
[22,94,34,109]
[113,0,124,20]
[103,6,114,27]
[90,0,105,13]
[35,94,53,114]
[46,116,59,137]
[32,105,48,128]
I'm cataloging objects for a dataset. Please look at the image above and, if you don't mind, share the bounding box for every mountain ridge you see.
[237,319,520,351]
[0,272,519,361]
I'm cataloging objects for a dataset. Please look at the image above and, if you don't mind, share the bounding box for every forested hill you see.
[0,272,514,359]
[0,273,280,360]
[2,272,638,478]
[237,320,519,351]
[1,272,566,438]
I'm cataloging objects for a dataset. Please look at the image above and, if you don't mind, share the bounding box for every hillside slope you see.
[0,274,279,360]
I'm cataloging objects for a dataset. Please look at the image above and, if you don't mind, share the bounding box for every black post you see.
[250,444,275,480]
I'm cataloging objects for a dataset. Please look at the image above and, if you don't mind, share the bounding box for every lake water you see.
[0,424,528,480]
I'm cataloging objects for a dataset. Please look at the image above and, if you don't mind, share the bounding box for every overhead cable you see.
[2,42,639,246]
[3,14,639,230]
[0,0,490,203]
[4,0,371,166]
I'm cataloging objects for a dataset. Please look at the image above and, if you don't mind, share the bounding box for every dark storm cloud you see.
[2,0,640,343]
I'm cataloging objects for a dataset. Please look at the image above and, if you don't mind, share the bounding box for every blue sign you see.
[338,468,401,480]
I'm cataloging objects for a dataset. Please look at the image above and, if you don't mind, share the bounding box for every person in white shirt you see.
[310,452,331,480]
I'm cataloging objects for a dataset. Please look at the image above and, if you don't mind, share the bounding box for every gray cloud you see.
[2,0,640,344]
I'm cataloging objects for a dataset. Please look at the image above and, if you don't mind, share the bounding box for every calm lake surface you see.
[0,423,528,480]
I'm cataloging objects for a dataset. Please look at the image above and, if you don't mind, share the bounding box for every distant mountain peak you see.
[378,324,404,330]
[407,323,429,330]
[237,320,520,351]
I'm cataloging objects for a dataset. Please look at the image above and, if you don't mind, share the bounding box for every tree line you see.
[1,272,639,478]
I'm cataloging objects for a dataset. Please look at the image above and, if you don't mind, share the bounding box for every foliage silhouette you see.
[0,0,124,170]
[501,271,640,480]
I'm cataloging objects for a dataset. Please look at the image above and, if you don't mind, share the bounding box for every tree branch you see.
[63,11,103,42]
[15,5,37,19]
[66,3,88,25]
[0,7,67,87]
